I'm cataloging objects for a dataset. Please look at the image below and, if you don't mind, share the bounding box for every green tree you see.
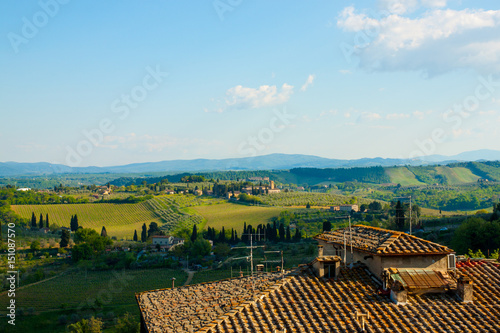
[133,230,138,242]
[395,201,405,230]
[213,243,231,258]
[115,313,140,333]
[279,223,285,242]
[72,243,94,261]
[46,214,49,228]
[190,239,212,257]
[30,240,41,252]
[31,212,36,228]
[100,226,107,238]
[148,222,160,238]
[60,229,70,248]
[293,228,301,242]
[322,221,331,232]
[286,225,291,242]
[191,224,198,242]
[67,316,103,333]
[141,223,147,242]
[70,214,79,232]
[368,201,382,211]
[75,228,100,244]
[452,217,500,254]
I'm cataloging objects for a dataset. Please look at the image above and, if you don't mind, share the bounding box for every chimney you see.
[457,276,473,303]
[318,245,324,257]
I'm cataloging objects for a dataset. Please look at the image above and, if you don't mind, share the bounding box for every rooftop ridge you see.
[314,224,454,255]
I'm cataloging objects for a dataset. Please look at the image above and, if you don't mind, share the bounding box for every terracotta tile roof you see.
[135,274,281,333]
[137,260,500,332]
[314,225,454,255]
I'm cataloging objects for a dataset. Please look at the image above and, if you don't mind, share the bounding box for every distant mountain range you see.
[1,149,500,177]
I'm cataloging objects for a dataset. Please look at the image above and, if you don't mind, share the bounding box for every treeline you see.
[290,166,390,184]
[205,221,301,245]
[451,205,500,255]
[0,186,89,205]
[109,171,274,187]
[450,161,500,181]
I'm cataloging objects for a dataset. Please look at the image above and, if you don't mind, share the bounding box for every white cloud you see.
[301,74,315,91]
[339,69,352,74]
[412,110,425,119]
[225,83,294,110]
[319,109,338,117]
[357,112,382,122]
[386,113,410,120]
[338,7,500,75]
[379,0,419,15]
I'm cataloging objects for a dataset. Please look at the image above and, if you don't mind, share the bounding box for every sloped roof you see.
[137,260,500,332]
[314,225,454,255]
[390,268,453,291]
[136,274,282,333]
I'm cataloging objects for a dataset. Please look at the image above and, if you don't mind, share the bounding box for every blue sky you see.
[1,0,500,167]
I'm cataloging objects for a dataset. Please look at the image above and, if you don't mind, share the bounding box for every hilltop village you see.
[1,167,500,332]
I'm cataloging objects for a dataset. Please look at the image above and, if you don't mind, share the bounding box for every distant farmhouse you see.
[151,235,184,251]
[330,204,359,212]
[136,225,500,332]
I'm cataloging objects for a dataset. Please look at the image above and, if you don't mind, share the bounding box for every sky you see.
[1,0,500,167]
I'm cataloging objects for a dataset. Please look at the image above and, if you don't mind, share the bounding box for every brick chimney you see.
[457,276,473,303]
[318,245,324,257]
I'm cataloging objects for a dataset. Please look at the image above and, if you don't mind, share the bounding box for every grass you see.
[192,202,289,233]
[436,166,480,185]
[11,202,162,240]
[386,167,425,186]
[0,267,187,313]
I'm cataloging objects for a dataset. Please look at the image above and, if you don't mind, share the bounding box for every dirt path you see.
[183,270,194,286]
[0,267,75,297]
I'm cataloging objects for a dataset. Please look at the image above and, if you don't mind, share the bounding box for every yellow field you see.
[192,203,290,233]
[12,202,162,239]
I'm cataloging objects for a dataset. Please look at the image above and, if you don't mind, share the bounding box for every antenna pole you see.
[409,196,412,235]
[349,215,353,264]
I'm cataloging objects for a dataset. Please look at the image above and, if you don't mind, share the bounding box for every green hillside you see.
[435,166,480,184]
[385,167,425,185]
[11,202,161,239]
[193,203,287,233]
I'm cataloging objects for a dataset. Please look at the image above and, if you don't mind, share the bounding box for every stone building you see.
[136,225,499,332]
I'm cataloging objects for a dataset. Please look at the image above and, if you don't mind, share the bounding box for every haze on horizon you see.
[1,0,500,167]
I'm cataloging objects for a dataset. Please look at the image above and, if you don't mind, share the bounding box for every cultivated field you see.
[435,166,480,185]
[258,192,374,207]
[0,268,188,313]
[192,203,288,233]
[385,167,425,186]
[12,202,162,239]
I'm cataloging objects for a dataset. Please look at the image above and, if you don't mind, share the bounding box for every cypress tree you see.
[395,201,405,230]
[133,230,138,241]
[101,226,107,237]
[286,226,291,242]
[294,228,301,242]
[39,214,44,228]
[323,221,332,232]
[141,223,147,242]
[31,212,36,228]
[46,214,49,228]
[191,224,198,242]
[60,229,70,248]
[279,223,285,242]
